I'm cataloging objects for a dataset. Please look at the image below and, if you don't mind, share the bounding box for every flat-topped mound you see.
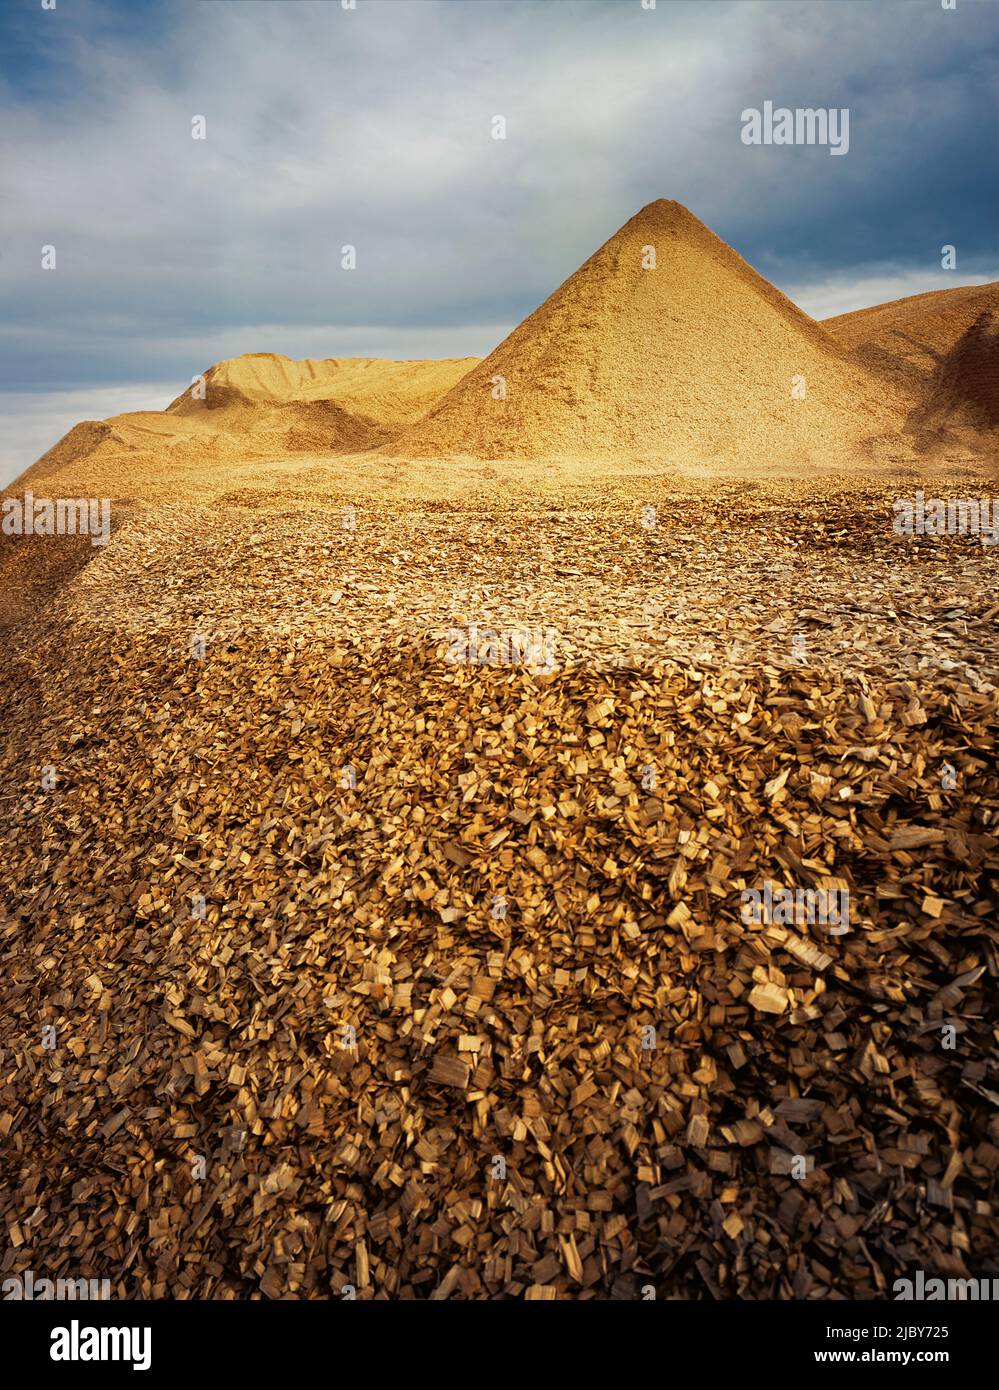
[13,355,479,501]
[168,353,478,427]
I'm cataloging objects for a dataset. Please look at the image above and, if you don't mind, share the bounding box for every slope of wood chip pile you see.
[56,485,999,684]
[0,482,997,1300]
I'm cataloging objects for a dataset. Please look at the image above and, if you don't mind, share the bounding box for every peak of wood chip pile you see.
[0,479,997,1300]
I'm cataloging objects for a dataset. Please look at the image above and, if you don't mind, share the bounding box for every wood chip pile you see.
[0,484,997,1300]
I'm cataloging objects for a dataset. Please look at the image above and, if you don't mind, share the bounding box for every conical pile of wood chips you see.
[389,201,911,464]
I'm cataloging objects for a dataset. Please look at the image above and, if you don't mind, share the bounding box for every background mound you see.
[23,419,135,486]
[12,355,479,501]
[825,282,999,397]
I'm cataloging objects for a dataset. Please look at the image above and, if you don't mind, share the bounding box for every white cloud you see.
[0,385,176,488]
[790,271,997,322]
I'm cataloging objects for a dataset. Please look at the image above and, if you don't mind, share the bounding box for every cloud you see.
[790,270,998,322]
[1,0,996,404]
[0,385,177,488]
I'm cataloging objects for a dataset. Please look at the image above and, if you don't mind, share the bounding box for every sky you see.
[1,0,997,484]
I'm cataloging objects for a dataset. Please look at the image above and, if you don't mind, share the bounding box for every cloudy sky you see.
[2,0,996,483]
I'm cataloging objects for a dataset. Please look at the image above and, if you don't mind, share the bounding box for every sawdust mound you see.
[390,200,904,465]
[16,402,376,502]
[908,310,999,437]
[825,281,999,397]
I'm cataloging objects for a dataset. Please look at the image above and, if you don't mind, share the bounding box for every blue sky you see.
[1,0,997,481]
